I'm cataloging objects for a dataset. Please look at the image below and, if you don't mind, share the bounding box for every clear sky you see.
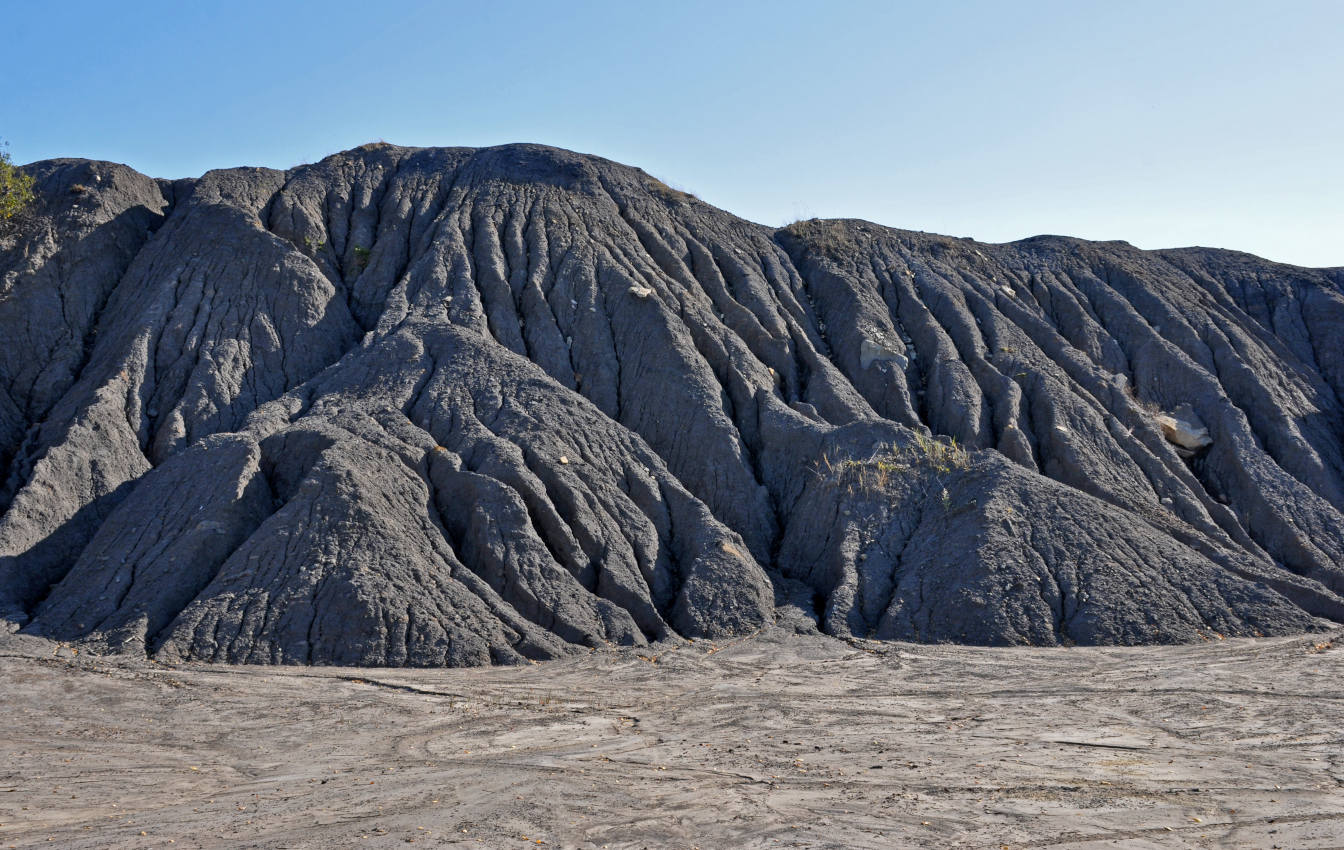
[5,1,1341,267]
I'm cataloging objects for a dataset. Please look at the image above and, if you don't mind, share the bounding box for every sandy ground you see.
[1,627,1341,850]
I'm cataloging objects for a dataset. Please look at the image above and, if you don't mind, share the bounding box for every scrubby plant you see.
[352,244,371,271]
[0,141,35,225]
[909,431,971,474]
[817,432,970,504]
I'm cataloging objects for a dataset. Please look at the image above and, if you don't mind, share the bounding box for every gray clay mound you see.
[0,143,1341,665]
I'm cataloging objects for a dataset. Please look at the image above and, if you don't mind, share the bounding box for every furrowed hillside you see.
[1,143,1341,665]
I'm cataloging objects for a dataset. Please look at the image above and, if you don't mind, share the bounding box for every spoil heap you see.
[1,144,1340,665]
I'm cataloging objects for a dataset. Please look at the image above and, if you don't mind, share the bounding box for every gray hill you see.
[1,143,1341,665]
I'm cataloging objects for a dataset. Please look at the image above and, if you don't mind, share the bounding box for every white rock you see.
[860,338,908,370]
[1155,404,1212,452]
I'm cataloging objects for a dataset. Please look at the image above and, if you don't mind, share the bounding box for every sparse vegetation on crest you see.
[647,176,697,203]
[781,218,855,258]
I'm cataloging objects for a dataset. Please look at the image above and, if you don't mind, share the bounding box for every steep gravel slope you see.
[1,143,1340,664]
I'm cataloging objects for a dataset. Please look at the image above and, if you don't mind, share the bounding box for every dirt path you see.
[2,628,1341,848]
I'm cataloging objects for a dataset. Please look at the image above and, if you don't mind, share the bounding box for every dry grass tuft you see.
[647,177,697,203]
[816,433,969,497]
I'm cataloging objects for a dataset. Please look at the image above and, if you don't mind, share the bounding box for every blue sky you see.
[5,1,1341,266]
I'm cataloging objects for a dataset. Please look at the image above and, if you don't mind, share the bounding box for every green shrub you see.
[0,141,35,225]
[352,244,371,271]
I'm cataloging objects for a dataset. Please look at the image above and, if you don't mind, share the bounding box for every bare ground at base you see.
[1,627,1341,849]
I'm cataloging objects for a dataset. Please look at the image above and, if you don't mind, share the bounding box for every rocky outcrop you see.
[1,143,1341,664]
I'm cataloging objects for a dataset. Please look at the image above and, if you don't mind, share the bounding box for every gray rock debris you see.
[0,143,1340,664]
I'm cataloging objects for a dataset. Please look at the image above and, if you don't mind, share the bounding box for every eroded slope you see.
[1,143,1341,663]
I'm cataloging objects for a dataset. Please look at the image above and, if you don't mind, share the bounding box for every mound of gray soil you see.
[1,143,1340,665]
